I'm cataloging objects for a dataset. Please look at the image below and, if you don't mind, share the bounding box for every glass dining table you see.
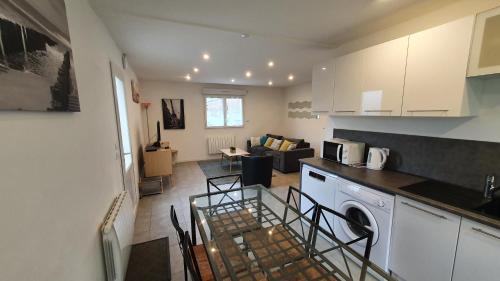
[189,185,395,281]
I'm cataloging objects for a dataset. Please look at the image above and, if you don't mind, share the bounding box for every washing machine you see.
[333,178,394,271]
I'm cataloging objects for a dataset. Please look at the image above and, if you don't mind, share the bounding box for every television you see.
[154,121,161,147]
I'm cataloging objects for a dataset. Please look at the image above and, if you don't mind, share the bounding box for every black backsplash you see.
[333,129,500,192]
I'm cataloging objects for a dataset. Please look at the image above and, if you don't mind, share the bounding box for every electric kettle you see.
[367,147,389,170]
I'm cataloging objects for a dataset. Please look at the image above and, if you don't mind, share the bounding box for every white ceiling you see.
[90,0,421,87]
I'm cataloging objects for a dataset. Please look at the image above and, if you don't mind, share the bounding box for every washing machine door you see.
[338,200,379,246]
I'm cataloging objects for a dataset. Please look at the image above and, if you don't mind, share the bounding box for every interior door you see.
[110,62,138,207]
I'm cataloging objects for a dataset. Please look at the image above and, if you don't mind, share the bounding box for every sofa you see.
[246,134,315,173]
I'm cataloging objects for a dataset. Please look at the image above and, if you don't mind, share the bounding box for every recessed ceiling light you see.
[202,53,210,60]
[240,33,249,38]
[288,74,294,81]
[245,71,252,78]
[268,61,274,68]
[231,78,235,83]
[185,74,191,81]
[321,67,327,71]
[193,67,199,73]
[268,80,273,86]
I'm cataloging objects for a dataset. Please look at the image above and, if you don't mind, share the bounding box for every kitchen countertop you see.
[300,157,500,230]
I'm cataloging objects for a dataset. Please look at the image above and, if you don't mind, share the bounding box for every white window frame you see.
[204,95,245,129]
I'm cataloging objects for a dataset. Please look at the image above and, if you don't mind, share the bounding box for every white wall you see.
[0,0,142,280]
[283,83,330,156]
[140,80,286,162]
[283,0,500,146]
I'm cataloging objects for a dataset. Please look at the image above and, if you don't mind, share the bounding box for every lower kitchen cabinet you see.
[389,196,461,281]
[452,218,500,281]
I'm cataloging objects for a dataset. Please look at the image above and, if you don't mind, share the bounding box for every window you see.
[205,96,244,128]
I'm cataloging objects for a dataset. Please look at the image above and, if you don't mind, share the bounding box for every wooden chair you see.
[243,186,319,268]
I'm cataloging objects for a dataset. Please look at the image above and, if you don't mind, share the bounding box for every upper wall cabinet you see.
[360,36,409,117]
[402,16,478,117]
[332,50,364,115]
[468,6,500,77]
[312,59,335,112]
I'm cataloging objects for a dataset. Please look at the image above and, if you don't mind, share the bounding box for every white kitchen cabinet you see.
[468,6,500,77]
[360,36,409,117]
[389,196,461,281]
[300,165,337,229]
[312,59,335,112]
[402,16,478,117]
[452,218,500,281]
[332,50,364,116]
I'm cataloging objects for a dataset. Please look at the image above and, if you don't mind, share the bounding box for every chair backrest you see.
[313,204,374,260]
[182,231,203,281]
[169,205,185,250]
[241,155,273,188]
[206,174,242,194]
[282,186,319,244]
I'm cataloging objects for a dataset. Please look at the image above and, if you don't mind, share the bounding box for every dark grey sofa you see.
[246,134,315,173]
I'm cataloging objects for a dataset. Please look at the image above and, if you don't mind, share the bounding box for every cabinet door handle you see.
[364,110,393,112]
[472,227,500,240]
[401,201,447,220]
[308,171,325,182]
[334,110,356,113]
[406,109,449,112]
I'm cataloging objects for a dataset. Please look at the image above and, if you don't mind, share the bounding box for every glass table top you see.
[189,185,394,281]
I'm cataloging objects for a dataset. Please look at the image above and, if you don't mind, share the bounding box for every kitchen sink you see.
[474,200,500,219]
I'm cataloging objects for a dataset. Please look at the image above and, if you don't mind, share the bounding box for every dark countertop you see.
[300,158,500,230]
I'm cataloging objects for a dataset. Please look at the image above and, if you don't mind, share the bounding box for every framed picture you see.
[162,98,185,129]
[0,0,80,112]
[131,80,140,103]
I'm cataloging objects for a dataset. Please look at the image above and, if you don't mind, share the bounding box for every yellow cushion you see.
[279,140,293,151]
[264,137,275,148]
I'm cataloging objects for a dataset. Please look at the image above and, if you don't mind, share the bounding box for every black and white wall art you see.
[162,98,185,129]
[0,0,80,112]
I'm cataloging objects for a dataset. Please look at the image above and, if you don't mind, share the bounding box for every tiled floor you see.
[133,161,300,281]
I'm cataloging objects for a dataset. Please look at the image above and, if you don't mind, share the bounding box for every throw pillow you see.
[264,137,275,148]
[250,137,261,147]
[260,135,268,145]
[279,140,294,151]
[287,143,297,151]
[270,139,283,150]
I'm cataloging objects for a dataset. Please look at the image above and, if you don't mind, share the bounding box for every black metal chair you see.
[242,155,273,188]
[311,204,375,281]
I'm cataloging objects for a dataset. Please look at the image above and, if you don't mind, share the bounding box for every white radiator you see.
[101,191,135,281]
[207,135,236,154]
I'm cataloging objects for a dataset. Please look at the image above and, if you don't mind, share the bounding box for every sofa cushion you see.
[287,143,298,151]
[270,139,283,150]
[260,135,268,145]
[249,146,271,156]
[266,134,283,140]
[279,140,294,152]
[264,137,275,148]
[250,137,261,147]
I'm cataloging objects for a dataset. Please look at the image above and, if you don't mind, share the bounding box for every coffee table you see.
[219,148,250,172]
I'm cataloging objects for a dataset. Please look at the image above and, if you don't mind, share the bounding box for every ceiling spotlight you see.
[202,53,210,60]
[321,67,327,71]
[268,80,273,86]
[240,33,249,38]
[268,61,274,68]
[231,78,235,83]
[193,67,199,73]
[185,74,191,81]
[288,74,295,81]
[245,71,252,78]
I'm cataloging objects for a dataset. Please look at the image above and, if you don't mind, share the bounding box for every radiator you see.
[101,191,135,281]
[207,135,236,154]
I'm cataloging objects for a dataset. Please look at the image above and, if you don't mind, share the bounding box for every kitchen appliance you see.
[334,178,395,270]
[367,147,389,170]
[322,139,365,165]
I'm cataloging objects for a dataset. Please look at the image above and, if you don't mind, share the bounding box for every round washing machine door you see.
[338,200,379,246]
